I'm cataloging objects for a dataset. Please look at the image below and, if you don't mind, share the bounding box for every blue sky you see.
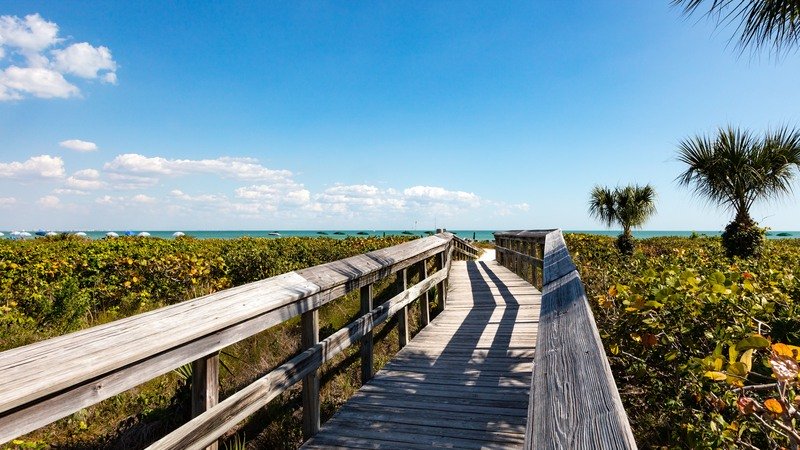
[1,2,800,231]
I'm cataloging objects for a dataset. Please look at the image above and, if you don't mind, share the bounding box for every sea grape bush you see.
[565,233,800,448]
[0,235,411,351]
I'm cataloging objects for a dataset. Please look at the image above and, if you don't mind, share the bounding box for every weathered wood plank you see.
[191,353,219,450]
[525,230,636,450]
[302,309,320,439]
[0,234,455,445]
[302,260,541,449]
[147,266,450,450]
[359,283,374,384]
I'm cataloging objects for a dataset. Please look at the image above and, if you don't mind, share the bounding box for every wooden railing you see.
[0,232,480,449]
[494,230,637,450]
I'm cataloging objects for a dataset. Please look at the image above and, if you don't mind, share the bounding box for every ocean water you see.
[2,229,799,240]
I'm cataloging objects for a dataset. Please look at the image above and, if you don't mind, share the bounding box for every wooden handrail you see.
[494,229,637,449]
[0,232,479,447]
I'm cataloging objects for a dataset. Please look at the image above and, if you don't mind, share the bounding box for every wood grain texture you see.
[147,267,450,450]
[0,234,454,445]
[526,230,636,450]
[191,353,219,450]
[301,260,541,449]
[302,309,321,439]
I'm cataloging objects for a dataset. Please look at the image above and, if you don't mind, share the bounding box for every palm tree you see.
[673,0,800,55]
[676,125,800,257]
[589,184,657,254]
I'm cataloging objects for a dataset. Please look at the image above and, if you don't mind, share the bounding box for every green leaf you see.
[735,334,770,352]
[704,371,727,381]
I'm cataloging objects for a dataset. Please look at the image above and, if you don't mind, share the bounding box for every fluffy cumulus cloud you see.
[37,194,60,208]
[105,154,292,181]
[0,154,64,179]
[0,13,117,101]
[0,197,16,207]
[65,168,104,190]
[403,186,480,207]
[59,139,97,152]
[131,194,155,204]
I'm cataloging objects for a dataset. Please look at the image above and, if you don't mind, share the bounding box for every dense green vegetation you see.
[0,235,420,449]
[567,233,800,448]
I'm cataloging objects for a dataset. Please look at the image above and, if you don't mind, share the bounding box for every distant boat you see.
[138,232,151,237]
[173,231,186,237]
[106,232,119,238]
[317,231,328,235]
[268,232,281,237]
[356,231,369,235]
[333,231,345,235]
[35,230,47,236]
[777,232,792,237]
[401,231,414,235]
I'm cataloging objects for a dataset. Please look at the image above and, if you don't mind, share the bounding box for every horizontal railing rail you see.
[494,229,637,450]
[0,232,481,449]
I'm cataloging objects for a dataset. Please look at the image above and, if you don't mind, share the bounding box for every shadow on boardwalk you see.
[302,259,541,449]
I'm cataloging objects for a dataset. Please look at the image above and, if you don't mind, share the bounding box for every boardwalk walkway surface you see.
[302,255,541,449]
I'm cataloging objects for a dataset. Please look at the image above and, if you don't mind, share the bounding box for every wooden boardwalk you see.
[302,257,541,449]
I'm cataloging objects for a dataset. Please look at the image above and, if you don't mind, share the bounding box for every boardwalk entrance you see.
[302,255,541,449]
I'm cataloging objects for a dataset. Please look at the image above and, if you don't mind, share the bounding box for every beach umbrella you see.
[0,232,4,237]
[19,231,32,238]
[46,231,58,237]
[35,230,47,236]
[124,231,135,236]
[75,232,88,237]
[10,231,20,237]
[106,232,119,238]
[173,231,185,237]
[138,231,151,237]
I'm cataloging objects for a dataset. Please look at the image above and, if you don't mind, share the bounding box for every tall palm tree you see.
[589,184,657,254]
[673,0,800,54]
[676,125,800,257]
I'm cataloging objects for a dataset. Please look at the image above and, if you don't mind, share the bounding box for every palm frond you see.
[676,124,800,223]
[588,185,617,228]
[673,0,800,55]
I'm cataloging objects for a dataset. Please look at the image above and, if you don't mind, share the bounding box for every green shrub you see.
[566,233,800,448]
[721,220,765,258]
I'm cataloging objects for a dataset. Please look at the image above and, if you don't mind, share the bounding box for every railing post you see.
[397,268,409,348]
[301,309,320,439]
[437,249,448,310]
[419,259,430,327]
[360,284,374,384]
[191,352,219,450]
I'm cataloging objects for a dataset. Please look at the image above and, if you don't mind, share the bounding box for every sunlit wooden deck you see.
[302,258,541,449]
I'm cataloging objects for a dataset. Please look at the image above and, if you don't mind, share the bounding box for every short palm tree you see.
[676,125,800,257]
[589,184,657,254]
[673,0,800,54]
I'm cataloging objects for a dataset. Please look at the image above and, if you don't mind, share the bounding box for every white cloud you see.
[0,14,117,101]
[0,154,64,179]
[53,188,88,195]
[0,196,16,206]
[65,168,104,190]
[131,194,156,204]
[0,14,59,55]
[404,185,480,205]
[0,66,79,98]
[52,42,117,80]
[37,194,60,208]
[106,172,158,190]
[105,154,292,181]
[60,139,97,152]
[170,189,226,203]
[95,195,117,205]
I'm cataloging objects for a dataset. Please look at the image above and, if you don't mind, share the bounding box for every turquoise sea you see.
[2,229,799,240]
